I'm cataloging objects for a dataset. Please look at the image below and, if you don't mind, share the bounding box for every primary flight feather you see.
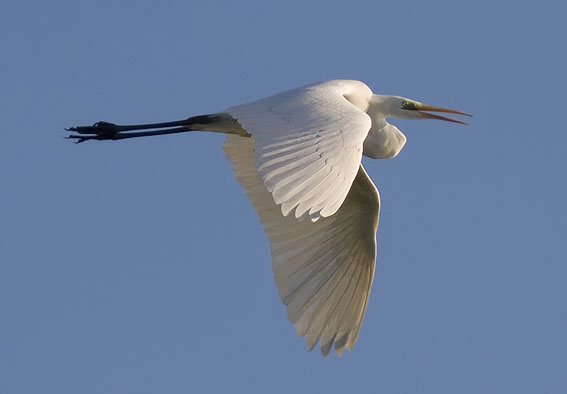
[67,79,470,356]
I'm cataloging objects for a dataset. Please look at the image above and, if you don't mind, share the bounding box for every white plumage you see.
[68,79,470,356]
[227,81,373,221]
[224,135,379,356]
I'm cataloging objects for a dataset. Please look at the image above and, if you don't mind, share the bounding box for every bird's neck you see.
[367,95,398,125]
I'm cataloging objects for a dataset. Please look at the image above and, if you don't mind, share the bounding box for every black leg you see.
[65,118,198,143]
[66,126,193,143]
[66,113,248,143]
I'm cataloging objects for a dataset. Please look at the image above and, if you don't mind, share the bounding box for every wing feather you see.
[227,80,373,221]
[223,134,380,356]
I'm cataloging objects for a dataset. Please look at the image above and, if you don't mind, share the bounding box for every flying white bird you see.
[68,80,470,356]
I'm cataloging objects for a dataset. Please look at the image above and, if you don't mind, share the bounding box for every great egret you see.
[68,80,470,356]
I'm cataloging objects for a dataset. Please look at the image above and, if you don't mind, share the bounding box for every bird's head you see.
[372,95,471,124]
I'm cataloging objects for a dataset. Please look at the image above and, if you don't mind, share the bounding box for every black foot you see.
[65,121,123,143]
[65,118,198,143]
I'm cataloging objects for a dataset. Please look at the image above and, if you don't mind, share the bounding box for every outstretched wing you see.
[227,80,373,221]
[224,135,380,356]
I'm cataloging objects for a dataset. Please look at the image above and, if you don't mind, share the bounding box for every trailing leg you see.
[66,113,248,143]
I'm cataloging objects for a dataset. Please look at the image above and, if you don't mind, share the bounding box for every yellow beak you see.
[416,104,472,125]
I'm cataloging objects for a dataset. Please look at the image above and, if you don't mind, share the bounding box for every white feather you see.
[224,135,380,356]
[227,80,373,221]
[69,79,470,355]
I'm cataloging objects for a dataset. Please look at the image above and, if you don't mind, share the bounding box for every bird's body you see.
[68,80,470,356]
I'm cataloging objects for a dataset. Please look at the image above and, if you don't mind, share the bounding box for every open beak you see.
[416,104,472,125]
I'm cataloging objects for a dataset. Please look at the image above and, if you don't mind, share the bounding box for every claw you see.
[65,121,122,142]
[65,135,96,143]
[65,117,197,142]
[67,121,119,135]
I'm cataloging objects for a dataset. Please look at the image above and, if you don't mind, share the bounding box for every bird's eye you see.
[402,101,416,110]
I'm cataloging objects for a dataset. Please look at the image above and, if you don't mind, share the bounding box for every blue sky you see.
[1,1,566,393]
